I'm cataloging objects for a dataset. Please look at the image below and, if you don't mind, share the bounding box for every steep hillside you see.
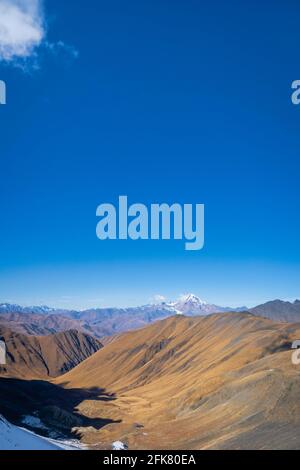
[57,313,300,450]
[0,327,102,378]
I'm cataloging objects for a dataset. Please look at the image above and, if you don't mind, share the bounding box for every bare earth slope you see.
[0,327,102,378]
[57,313,300,450]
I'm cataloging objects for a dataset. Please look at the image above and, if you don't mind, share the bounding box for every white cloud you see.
[0,0,78,67]
[0,0,45,62]
[151,294,166,304]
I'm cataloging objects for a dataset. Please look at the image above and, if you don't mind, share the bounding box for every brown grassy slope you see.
[57,312,300,449]
[0,327,102,379]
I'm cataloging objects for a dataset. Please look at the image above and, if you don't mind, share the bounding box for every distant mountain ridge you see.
[0,295,245,338]
[0,311,89,336]
[1,295,299,340]
[250,299,300,323]
[167,293,246,315]
[0,294,245,319]
[0,304,56,315]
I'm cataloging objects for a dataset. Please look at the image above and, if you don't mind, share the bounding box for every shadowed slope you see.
[0,378,119,440]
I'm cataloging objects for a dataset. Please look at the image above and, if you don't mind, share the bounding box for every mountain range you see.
[1,295,299,341]
[0,311,299,449]
[0,295,245,339]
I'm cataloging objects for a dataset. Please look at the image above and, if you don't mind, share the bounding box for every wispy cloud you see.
[44,40,79,60]
[0,0,77,67]
[0,0,44,61]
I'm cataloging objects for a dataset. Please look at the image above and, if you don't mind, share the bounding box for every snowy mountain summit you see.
[167,293,237,316]
[177,293,207,307]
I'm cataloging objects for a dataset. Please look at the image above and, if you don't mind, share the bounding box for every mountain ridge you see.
[0,326,102,378]
[250,299,300,323]
[0,295,245,339]
[1,296,299,343]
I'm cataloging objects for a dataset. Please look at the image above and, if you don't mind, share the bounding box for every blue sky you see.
[0,0,300,309]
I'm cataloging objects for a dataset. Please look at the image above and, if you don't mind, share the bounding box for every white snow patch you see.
[112,440,128,450]
[0,415,81,450]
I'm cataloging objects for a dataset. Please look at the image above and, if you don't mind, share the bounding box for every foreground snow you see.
[0,415,83,450]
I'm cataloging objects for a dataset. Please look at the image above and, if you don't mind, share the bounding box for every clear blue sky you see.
[0,0,300,309]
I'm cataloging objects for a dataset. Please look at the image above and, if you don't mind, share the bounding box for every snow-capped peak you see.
[167,294,226,316]
[176,294,207,306]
